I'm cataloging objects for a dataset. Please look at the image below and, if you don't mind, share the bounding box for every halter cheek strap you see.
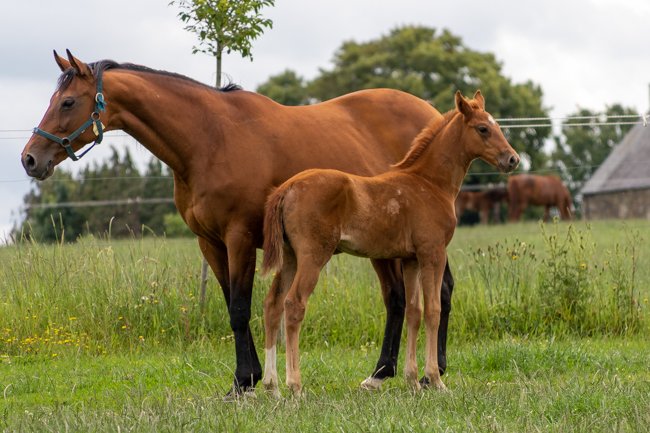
[32,70,106,161]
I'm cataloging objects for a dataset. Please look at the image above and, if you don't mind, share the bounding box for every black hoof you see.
[371,363,397,380]
[223,383,256,401]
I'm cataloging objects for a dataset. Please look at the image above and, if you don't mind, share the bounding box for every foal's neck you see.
[402,115,473,200]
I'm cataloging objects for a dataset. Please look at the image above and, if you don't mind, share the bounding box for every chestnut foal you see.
[262,91,519,396]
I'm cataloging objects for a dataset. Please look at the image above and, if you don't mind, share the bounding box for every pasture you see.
[1,220,648,432]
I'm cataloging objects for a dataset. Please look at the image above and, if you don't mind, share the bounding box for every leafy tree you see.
[171,0,275,87]
[77,147,142,238]
[256,69,310,105]
[258,25,551,183]
[17,170,84,242]
[14,147,183,242]
[551,104,638,185]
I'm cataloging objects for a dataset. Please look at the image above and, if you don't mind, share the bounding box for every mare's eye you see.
[476,124,489,135]
[61,98,75,109]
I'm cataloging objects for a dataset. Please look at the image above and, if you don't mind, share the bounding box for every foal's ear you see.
[473,90,485,110]
[65,49,92,77]
[455,90,474,119]
[53,50,71,72]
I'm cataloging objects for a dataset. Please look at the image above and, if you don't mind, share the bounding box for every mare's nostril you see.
[509,155,519,168]
[24,154,36,170]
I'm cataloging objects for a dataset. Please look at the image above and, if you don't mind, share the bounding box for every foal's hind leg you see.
[284,255,329,397]
[262,246,297,397]
[361,259,405,391]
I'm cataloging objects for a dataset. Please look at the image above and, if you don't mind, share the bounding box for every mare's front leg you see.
[262,246,297,397]
[361,259,405,391]
[221,226,263,395]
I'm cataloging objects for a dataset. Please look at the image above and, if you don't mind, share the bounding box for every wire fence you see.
[3,112,648,209]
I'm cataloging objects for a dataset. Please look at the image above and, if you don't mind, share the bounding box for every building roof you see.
[581,122,650,195]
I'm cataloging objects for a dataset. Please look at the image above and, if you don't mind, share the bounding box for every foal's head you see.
[455,90,519,173]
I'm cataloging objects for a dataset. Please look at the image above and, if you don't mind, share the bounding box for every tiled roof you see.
[581,122,650,195]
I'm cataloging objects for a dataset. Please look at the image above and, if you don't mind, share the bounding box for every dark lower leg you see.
[370,259,405,380]
[437,259,454,376]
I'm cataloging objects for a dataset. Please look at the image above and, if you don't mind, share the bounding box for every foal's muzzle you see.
[498,152,520,173]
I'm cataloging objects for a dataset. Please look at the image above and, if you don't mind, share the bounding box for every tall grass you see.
[0,220,647,359]
[449,220,645,339]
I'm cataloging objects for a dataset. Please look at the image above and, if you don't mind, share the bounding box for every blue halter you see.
[32,69,106,161]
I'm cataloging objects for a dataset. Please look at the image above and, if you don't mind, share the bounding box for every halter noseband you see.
[32,69,107,161]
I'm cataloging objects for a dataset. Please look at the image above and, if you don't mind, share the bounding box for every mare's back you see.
[242,89,439,176]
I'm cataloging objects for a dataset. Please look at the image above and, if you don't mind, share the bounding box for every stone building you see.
[581,122,650,219]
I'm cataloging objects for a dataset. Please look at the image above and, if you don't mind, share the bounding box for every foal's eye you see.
[476,125,489,135]
[61,98,75,109]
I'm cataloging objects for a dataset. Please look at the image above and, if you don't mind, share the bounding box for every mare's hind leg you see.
[262,246,297,397]
[361,259,405,391]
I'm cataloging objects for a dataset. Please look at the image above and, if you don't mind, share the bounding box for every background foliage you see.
[16,25,639,241]
[15,146,186,242]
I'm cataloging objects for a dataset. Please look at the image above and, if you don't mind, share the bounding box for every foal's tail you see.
[262,187,287,275]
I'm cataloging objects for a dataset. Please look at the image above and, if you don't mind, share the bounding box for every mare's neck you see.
[103,70,229,180]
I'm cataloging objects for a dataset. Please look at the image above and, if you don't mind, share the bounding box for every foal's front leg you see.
[420,249,447,390]
[402,259,422,391]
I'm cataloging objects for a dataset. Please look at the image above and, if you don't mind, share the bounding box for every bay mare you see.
[507,174,573,221]
[262,91,519,396]
[21,50,455,395]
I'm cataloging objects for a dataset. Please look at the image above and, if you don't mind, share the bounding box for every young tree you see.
[170,0,275,87]
[170,0,276,307]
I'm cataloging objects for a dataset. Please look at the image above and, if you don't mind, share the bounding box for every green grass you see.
[1,339,648,432]
[0,219,649,431]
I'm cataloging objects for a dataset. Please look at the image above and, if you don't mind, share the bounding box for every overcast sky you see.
[1,0,648,242]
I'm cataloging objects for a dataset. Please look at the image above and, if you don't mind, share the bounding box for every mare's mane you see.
[57,59,242,93]
[392,109,457,170]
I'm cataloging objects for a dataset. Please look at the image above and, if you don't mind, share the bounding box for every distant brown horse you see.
[455,186,508,224]
[20,50,456,395]
[262,91,519,396]
[507,174,572,221]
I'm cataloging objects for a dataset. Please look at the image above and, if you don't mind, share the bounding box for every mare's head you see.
[455,90,519,173]
[21,50,107,180]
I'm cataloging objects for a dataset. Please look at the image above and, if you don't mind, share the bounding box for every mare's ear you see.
[66,49,92,77]
[455,90,473,119]
[473,90,485,110]
[54,50,71,72]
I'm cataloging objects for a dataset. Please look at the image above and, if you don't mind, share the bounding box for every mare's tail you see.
[262,187,287,274]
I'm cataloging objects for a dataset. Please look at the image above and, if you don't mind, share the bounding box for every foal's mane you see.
[392,109,458,169]
[57,60,242,93]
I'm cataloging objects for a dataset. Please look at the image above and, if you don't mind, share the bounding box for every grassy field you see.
[0,220,648,432]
